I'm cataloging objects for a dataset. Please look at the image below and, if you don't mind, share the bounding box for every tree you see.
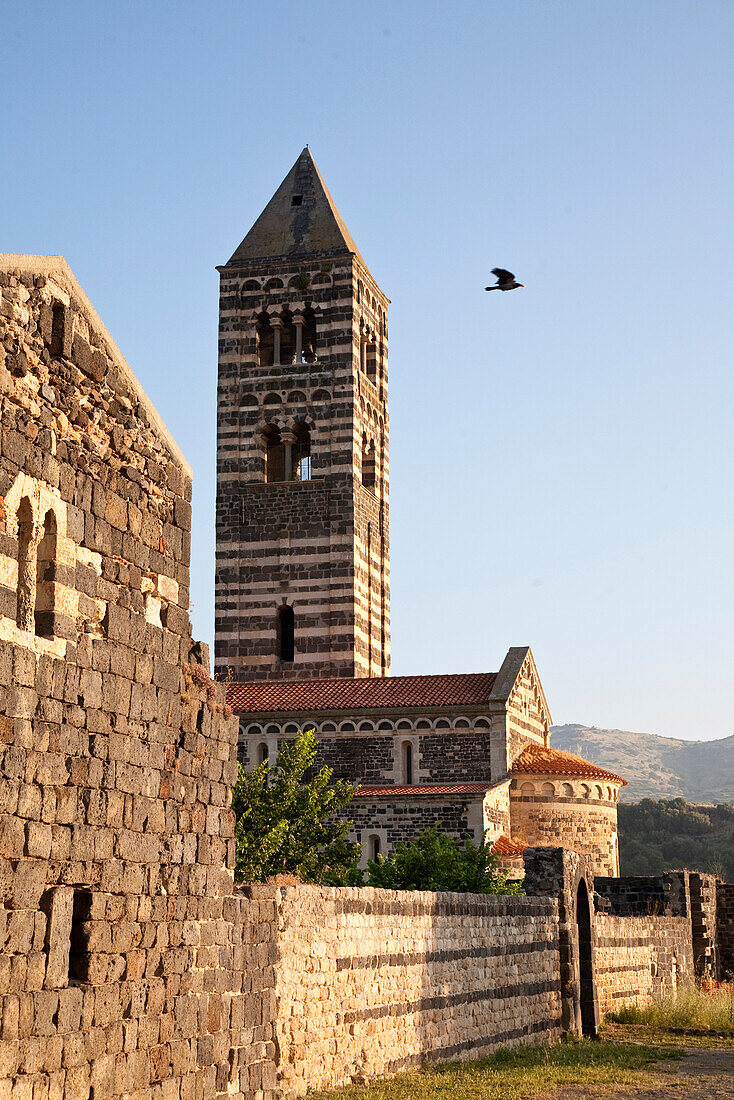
[231,728,360,883]
[363,825,523,895]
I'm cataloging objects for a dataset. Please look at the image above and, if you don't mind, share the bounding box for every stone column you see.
[293,315,304,364]
[271,316,283,367]
[281,430,297,481]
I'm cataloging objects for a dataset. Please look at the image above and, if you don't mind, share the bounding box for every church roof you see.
[491,835,528,857]
[225,147,367,267]
[227,671,498,716]
[355,783,492,797]
[510,743,626,784]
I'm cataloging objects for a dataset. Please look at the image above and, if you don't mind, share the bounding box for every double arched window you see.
[257,309,317,367]
[263,422,311,483]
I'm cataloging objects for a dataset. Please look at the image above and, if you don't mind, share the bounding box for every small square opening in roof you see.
[291,195,303,206]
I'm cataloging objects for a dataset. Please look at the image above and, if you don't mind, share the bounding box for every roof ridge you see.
[511,742,626,784]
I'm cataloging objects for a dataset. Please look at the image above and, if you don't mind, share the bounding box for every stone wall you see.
[595,913,693,1016]
[688,872,718,979]
[264,885,562,1095]
[716,883,734,981]
[0,257,264,1100]
[238,719,496,787]
[346,792,487,858]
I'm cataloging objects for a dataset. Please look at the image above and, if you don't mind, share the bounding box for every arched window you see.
[370,835,381,861]
[293,422,312,482]
[277,604,295,662]
[257,742,269,765]
[520,781,536,796]
[16,497,35,632]
[264,425,285,483]
[561,782,574,798]
[402,741,413,785]
[35,509,57,637]
[362,437,376,491]
[256,313,274,366]
[541,782,555,796]
[594,784,603,800]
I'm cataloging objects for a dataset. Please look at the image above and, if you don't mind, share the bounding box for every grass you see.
[306,1039,683,1100]
[608,982,734,1036]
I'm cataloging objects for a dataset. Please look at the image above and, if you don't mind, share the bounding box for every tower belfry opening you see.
[215,148,390,681]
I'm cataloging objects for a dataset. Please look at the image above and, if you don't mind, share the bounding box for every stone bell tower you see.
[215,148,390,681]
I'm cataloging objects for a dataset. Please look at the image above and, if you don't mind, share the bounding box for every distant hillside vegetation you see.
[551,724,734,804]
[617,799,734,880]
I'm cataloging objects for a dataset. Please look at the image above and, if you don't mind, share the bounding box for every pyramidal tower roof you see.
[226,147,367,268]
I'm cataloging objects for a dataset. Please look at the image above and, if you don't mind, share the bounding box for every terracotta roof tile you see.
[227,672,498,715]
[355,782,492,798]
[510,744,626,784]
[491,835,528,857]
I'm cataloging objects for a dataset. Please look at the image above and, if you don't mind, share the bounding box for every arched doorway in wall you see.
[576,879,596,1037]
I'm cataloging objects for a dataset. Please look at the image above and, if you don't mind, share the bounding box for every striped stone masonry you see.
[215,150,390,682]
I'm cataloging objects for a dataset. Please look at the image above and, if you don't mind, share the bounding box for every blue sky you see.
[3,2,733,740]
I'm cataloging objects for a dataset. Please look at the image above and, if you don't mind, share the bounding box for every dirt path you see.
[544,1047,734,1099]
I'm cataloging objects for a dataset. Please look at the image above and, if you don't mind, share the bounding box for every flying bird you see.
[485,268,524,292]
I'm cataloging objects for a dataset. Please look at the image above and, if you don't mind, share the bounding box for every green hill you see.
[617,799,734,880]
[551,724,734,803]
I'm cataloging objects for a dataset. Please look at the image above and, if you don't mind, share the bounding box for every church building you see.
[219,149,624,876]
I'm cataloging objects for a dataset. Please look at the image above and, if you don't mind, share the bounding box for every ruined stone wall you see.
[595,914,693,1017]
[688,872,718,979]
[0,259,271,1100]
[264,885,562,1095]
[715,883,734,981]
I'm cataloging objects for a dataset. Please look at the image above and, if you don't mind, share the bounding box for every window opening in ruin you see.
[576,880,597,1037]
[370,836,381,861]
[50,303,65,358]
[277,604,295,662]
[402,741,413,785]
[256,313,274,366]
[34,509,57,637]
[362,437,376,491]
[257,742,269,765]
[291,194,303,206]
[292,422,312,482]
[69,889,93,983]
[264,425,285,483]
[16,497,35,633]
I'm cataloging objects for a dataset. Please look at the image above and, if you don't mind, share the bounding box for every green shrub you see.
[232,728,360,884]
[363,825,523,895]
